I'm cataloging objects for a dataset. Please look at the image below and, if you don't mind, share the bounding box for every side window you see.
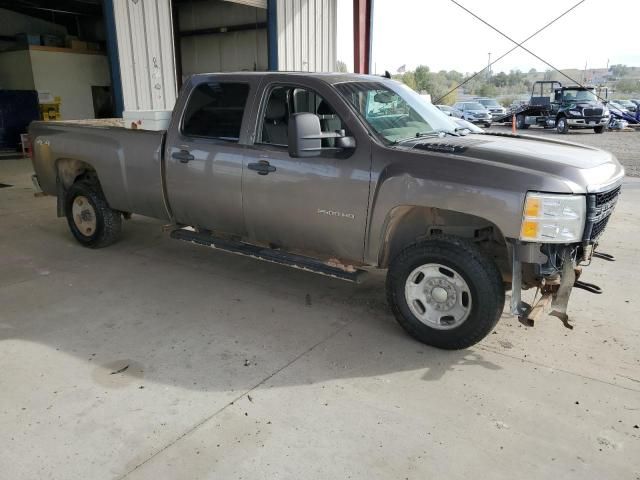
[182,82,250,141]
[260,85,346,148]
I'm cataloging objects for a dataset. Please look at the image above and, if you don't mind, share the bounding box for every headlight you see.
[520,193,586,243]
[568,110,582,116]
[603,108,610,117]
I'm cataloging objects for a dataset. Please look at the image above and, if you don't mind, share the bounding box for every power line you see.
[433,0,585,103]
[450,0,593,91]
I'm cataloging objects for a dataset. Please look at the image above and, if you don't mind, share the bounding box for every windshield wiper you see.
[392,130,459,145]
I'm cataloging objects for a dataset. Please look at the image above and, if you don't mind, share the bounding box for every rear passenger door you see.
[242,80,372,262]
[165,77,257,235]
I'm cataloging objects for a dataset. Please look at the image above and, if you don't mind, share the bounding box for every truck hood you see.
[408,132,625,193]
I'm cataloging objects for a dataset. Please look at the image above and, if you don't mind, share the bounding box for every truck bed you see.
[30,120,170,221]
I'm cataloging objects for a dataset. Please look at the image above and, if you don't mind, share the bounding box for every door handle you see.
[247,160,276,176]
[172,150,194,163]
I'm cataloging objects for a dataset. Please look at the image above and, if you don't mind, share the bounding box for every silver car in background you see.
[475,97,507,120]
[452,101,493,127]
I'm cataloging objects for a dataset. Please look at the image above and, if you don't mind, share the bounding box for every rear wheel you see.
[594,125,605,134]
[386,236,504,350]
[65,180,122,248]
[556,116,569,134]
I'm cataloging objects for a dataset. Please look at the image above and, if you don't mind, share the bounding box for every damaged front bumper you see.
[509,184,621,327]
[510,243,580,328]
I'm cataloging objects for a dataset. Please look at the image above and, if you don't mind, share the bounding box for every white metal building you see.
[110,0,337,116]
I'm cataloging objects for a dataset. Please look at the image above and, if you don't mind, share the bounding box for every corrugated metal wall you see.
[113,0,177,111]
[111,0,337,112]
[276,0,336,72]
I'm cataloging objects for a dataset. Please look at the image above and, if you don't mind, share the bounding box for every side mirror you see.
[335,136,356,149]
[288,113,356,158]
[288,113,322,158]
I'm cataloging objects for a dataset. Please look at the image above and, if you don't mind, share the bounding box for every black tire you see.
[386,236,504,350]
[516,114,529,129]
[64,180,122,248]
[556,116,569,134]
[594,125,604,134]
[484,123,492,128]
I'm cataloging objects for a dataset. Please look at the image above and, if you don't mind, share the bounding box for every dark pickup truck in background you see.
[29,72,623,349]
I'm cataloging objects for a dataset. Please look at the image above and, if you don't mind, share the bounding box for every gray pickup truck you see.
[29,72,624,349]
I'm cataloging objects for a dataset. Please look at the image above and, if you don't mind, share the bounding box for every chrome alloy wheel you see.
[404,263,472,330]
[71,195,97,237]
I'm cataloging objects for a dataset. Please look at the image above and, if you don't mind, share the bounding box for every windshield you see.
[463,102,486,110]
[335,81,458,143]
[563,89,597,103]
[478,99,499,107]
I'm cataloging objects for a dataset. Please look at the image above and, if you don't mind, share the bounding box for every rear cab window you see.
[182,82,250,141]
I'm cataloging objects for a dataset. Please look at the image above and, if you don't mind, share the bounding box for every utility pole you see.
[487,52,491,79]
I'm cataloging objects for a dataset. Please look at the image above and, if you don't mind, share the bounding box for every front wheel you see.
[594,125,605,134]
[556,116,569,134]
[386,236,505,350]
[65,180,122,248]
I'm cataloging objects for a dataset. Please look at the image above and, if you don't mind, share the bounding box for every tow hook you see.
[593,251,615,262]
[574,279,602,294]
[573,266,603,294]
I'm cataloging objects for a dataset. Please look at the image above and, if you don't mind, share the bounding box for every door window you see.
[182,82,250,141]
[259,85,346,149]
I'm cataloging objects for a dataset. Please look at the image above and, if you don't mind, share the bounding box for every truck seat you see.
[262,97,288,146]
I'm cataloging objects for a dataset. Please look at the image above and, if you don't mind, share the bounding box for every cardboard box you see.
[70,39,88,50]
[42,34,64,47]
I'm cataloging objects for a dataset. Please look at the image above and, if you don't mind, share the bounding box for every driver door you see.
[242,80,372,262]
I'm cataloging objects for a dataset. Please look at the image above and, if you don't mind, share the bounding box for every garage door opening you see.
[173,0,268,86]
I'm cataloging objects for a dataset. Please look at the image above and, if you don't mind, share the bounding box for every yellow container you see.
[40,97,61,121]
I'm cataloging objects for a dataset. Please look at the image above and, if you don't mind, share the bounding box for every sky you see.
[336,0,640,75]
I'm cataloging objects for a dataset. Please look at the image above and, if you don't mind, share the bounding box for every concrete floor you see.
[1,157,639,479]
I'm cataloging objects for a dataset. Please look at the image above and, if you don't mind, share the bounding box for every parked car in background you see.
[474,97,507,120]
[435,105,462,117]
[630,99,640,108]
[611,99,637,113]
[608,101,630,115]
[452,101,492,127]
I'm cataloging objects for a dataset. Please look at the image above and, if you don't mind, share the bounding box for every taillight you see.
[20,133,33,158]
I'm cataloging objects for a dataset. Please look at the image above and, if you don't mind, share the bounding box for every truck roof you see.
[187,71,389,85]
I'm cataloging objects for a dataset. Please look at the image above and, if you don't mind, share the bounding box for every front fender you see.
[363,145,572,266]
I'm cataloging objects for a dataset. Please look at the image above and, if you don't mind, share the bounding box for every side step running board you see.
[170,228,367,283]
